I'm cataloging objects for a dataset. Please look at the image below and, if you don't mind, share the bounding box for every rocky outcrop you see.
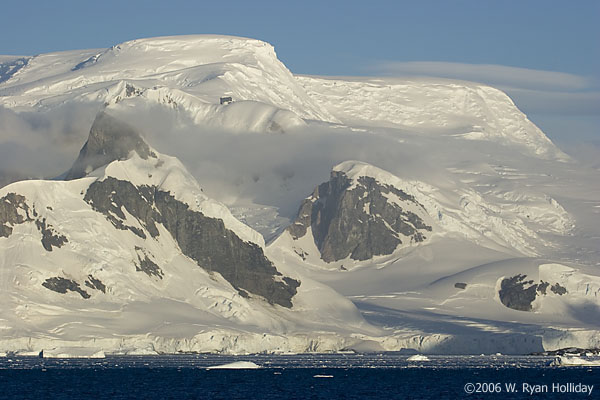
[65,112,155,180]
[84,177,299,307]
[35,218,68,251]
[135,247,163,279]
[42,277,90,299]
[84,275,106,293]
[288,169,432,262]
[0,192,67,251]
[551,283,567,295]
[499,274,567,311]
[0,193,31,237]
[84,178,159,239]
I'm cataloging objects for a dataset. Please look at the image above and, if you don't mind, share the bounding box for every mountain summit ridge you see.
[65,112,155,180]
[0,34,565,159]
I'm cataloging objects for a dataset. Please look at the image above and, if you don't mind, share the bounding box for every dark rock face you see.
[42,277,90,299]
[454,282,467,290]
[125,83,143,98]
[65,112,155,180]
[0,193,30,238]
[551,283,567,295]
[499,274,538,311]
[135,247,163,279]
[0,193,67,250]
[499,274,569,311]
[536,281,550,295]
[84,179,159,239]
[84,177,299,307]
[84,275,106,293]
[35,218,68,251]
[288,170,432,262]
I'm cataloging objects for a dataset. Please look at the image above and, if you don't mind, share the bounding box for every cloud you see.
[369,61,600,117]
[0,104,99,180]
[368,61,600,148]
[106,104,535,221]
[372,61,593,92]
[560,141,600,169]
[497,88,600,116]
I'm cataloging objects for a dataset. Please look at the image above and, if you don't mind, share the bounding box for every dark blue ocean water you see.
[0,354,598,399]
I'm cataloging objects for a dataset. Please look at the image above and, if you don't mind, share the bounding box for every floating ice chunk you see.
[551,356,600,366]
[407,354,430,361]
[207,361,261,369]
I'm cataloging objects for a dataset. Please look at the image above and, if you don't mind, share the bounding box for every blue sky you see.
[1,0,598,150]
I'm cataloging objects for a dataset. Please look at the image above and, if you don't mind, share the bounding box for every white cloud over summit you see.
[370,61,600,117]
[372,61,593,92]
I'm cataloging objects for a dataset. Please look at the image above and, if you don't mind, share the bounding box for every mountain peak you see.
[286,161,433,263]
[65,111,155,180]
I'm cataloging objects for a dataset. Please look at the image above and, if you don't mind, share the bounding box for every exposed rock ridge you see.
[42,277,91,299]
[499,274,568,311]
[135,246,163,279]
[288,169,432,262]
[65,112,155,180]
[84,177,299,307]
[0,192,67,251]
[84,275,106,293]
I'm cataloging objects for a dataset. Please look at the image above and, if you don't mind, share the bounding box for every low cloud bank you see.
[0,104,99,183]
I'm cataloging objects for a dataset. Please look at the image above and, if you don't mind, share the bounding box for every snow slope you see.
[297,75,567,160]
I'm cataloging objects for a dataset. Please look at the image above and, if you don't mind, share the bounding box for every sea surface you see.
[0,354,598,399]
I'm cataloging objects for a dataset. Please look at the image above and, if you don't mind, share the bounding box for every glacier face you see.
[1,34,599,355]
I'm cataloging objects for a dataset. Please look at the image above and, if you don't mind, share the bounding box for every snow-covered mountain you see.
[1,35,599,355]
[272,161,434,266]
[297,75,567,160]
[267,161,599,353]
[0,35,335,134]
[0,34,566,157]
[0,112,377,355]
[270,160,573,269]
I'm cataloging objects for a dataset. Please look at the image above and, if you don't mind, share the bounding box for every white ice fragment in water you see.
[206,361,261,369]
[551,356,600,367]
[407,354,430,361]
